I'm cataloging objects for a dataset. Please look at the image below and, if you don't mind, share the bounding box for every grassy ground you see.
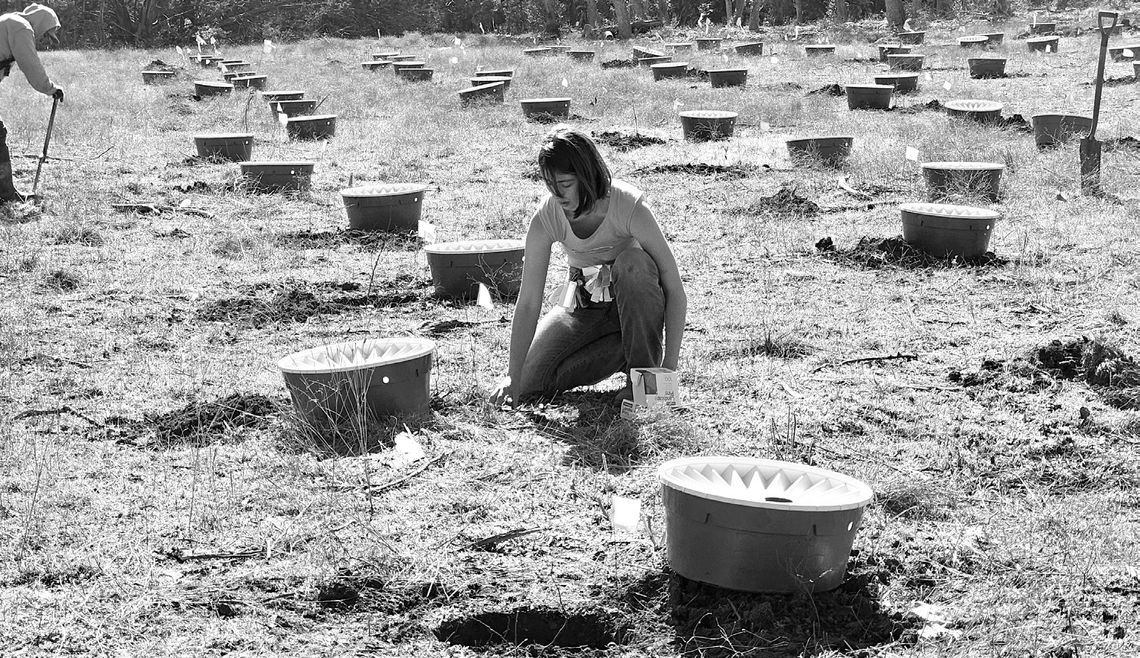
[1,7,1140,656]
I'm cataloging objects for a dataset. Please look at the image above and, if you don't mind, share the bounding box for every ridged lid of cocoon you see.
[520,97,571,105]
[899,203,1001,220]
[959,36,988,43]
[678,110,738,119]
[945,99,1003,112]
[287,114,336,123]
[240,161,315,169]
[1027,36,1059,43]
[279,337,436,374]
[424,239,525,255]
[340,183,428,197]
[659,457,874,511]
[194,80,233,88]
[651,62,688,69]
[921,161,1005,171]
[194,133,254,140]
[845,84,894,91]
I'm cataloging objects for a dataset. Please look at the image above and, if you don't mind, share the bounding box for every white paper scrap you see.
[562,77,568,87]
[924,72,933,81]
[770,56,779,64]
[394,431,425,462]
[942,80,952,91]
[263,39,275,54]
[610,496,641,532]
[905,146,920,162]
[476,283,494,309]
[449,56,458,65]
[760,121,771,131]
[1125,49,1135,58]
[417,221,436,243]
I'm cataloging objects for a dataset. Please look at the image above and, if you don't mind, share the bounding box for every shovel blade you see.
[1080,137,1102,194]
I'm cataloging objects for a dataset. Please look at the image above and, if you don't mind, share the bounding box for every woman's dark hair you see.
[537,125,611,218]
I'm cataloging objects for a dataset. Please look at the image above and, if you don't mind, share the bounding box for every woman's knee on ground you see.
[612,248,659,288]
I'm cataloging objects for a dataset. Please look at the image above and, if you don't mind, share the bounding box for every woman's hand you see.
[489,375,516,408]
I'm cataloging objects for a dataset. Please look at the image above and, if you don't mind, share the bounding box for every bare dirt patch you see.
[816,236,1009,269]
[106,392,282,447]
[633,163,754,178]
[738,185,821,217]
[196,277,431,327]
[1034,337,1140,409]
[434,606,626,650]
[275,229,422,250]
[591,129,667,151]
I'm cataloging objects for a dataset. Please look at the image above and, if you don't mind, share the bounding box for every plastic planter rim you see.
[921,161,1006,171]
[194,132,254,140]
[678,110,738,120]
[658,456,874,512]
[899,202,1001,221]
[278,337,436,375]
[340,183,429,198]
[423,239,526,255]
[945,99,1003,112]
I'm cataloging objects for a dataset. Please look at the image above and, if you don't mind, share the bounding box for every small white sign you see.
[760,121,771,131]
[942,81,952,91]
[476,283,494,309]
[610,496,641,532]
[418,221,436,243]
[905,146,920,162]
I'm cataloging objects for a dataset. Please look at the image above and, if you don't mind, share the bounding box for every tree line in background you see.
[0,0,1019,48]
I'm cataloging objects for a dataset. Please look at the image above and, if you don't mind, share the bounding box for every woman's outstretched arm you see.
[629,199,687,371]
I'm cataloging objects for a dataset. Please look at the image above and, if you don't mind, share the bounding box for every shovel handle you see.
[1099,10,1119,32]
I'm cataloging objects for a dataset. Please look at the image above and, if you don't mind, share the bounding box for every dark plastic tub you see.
[286,114,337,141]
[899,203,1001,258]
[897,30,925,44]
[523,47,552,57]
[361,60,391,71]
[424,240,526,300]
[804,45,836,57]
[142,70,175,84]
[279,337,435,453]
[638,55,672,67]
[468,75,512,92]
[735,42,764,55]
[269,99,318,118]
[459,82,506,107]
[695,37,722,50]
[873,73,919,93]
[886,53,924,71]
[194,80,233,97]
[340,183,429,232]
[520,97,571,121]
[398,67,435,82]
[786,136,854,167]
[261,90,305,103]
[240,161,315,193]
[968,57,1007,79]
[659,457,873,593]
[231,74,267,90]
[844,84,893,110]
[1032,113,1092,147]
[1029,22,1056,35]
[877,44,911,62]
[679,110,737,141]
[982,32,1004,44]
[921,162,1005,202]
[1027,36,1059,52]
[709,68,747,88]
[958,36,989,48]
[651,62,688,80]
[193,133,254,162]
[474,69,514,78]
[392,60,426,73]
[568,50,595,61]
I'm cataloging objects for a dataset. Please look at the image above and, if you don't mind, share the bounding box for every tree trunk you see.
[834,0,848,21]
[629,0,646,19]
[724,0,733,22]
[587,0,600,32]
[613,0,632,38]
[934,0,952,16]
[658,0,669,23]
[732,0,747,25]
[992,0,1011,16]
[885,0,906,28]
[749,0,761,30]
[794,0,803,23]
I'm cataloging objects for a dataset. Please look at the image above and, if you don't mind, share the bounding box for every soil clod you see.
[1034,337,1140,409]
[741,185,820,216]
[635,163,752,178]
[591,129,667,151]
[434,607,625,649]
[808,83,845,96]
[196,278,430,327]
[818,235,1008,269]
[600,58,635,69]
[146,393,281,446]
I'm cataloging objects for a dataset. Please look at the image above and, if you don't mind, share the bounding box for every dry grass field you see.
[1,7,1140,656]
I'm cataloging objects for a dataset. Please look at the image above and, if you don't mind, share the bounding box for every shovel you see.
[30,96,59,203]
[1080,10,1118,195]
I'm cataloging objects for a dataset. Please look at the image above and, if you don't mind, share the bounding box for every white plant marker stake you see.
[925,72,933,81]
[176,45,183,56]
[905,146,920,162]
[943,80,952,91]
[611,496,641,532]
[562,77,568,88]
[476,283,494,309]
[1124,49,1134,58]
[418,221,436,243]
[770,55,779,64]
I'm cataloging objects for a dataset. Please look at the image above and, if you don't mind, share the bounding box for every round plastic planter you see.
[193,133,253,162]
[666,42,694,52]
[1027,36,1059,53]
[804,45,836,57]
[968,57,1007,79]
[786,136,854,167]
[218,59,243,67]
[262,90,305,103]
[397,67,435,82]
[651,62,688,81]
[194,80,233,97]
[424,240,526,300]
[958,36,989,48]
[547,45,572,54]
[142,70,175,84]
[1135,62,1140,79]
[886,53,925,71]
[286,114,336,141]
[232,74,267,90]
[982,32,1004,44]
[638,55,672,68]
[899,203,1001,259]
[341,183,429,232]
[873,73,919,93]
[898,31,925,44]
[735,41,764,56]
[944,99,1003,123]
[844,84,893,110]
[696,37,722,50]
[392,60,425,73]
[1032,113,1092,148]
[220,61,251,73]
[221,71,247,82]
[1108,45,1139,61]
[921,162,1005,202]
[474,68,514,79]
[240,161,315,193]
[568,50,595,61]
[877,44,911,62]
[659,456,874,593]
[361,60,391,71]
[468,75,512,92]
[523,47,552,57]
[632,47,664,60]
[269,99,318,118]
[459,82,507,107]
[520,97,571,121]
[278,337,435,452]
[709,68,748,88]
[679,110,737,141]
[1029,22,1056,35]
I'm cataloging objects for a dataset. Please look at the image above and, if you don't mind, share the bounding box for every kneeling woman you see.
[491,126,687,405]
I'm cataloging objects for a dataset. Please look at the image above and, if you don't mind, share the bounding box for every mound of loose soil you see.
[948,357,1055,393]
[591,129,667,151]
[756,82,803,92]
[808,83,845,96]
[435,606,625,649]
[600,58,635,69]
[102,393,283,447]
[741,185,820,216]
[144,59,176,71]
[893,100,943,114]
[1034,338,1140,408]
[636,163,753,178]
[997,113,1033,133]
[817,235,1008,269]
[196,278,430,327]
[275,229,420,251]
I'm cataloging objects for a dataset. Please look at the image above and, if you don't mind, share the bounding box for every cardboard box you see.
[621,368,679,419]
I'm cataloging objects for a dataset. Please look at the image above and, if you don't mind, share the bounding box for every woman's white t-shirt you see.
[534,179,644,269]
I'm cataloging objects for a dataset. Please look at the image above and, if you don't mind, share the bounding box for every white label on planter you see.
[906,146,920,162]
[610,495,641,532]
[476,283,494,309]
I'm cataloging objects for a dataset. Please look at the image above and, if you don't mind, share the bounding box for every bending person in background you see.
[0,3,64,203]
[491,126,687,407]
